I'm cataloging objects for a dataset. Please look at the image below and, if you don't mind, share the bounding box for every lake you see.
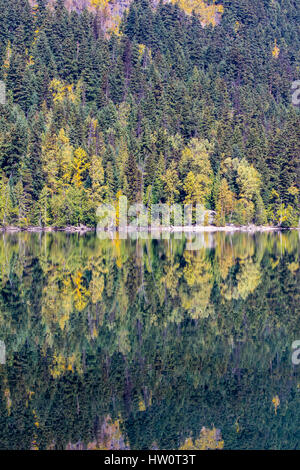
[0,231,299,450]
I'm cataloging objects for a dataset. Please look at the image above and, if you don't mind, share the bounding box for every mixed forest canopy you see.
[0,0,299,228]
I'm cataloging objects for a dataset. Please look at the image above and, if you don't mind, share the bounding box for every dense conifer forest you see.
[0,0,299,228]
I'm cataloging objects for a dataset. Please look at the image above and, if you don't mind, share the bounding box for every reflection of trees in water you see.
[0,231,299,449]
[220,259,261,301]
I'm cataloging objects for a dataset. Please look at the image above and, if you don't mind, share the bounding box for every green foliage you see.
[0,0,298,227]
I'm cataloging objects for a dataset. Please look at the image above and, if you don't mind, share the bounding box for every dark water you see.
[0,231,299,450]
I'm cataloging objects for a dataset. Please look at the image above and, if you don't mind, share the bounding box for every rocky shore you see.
[0,224,298,234]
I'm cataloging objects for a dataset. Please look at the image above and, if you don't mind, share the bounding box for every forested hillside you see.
[0,0,299,228]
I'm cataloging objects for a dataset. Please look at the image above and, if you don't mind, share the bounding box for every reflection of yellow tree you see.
[214,233,235,280]
[86,415,129,450]
[181,250,213,319]
[41,268,89,338]
[3,386,12,415]
[50,352,82,379]
[118,328,131,356]
[179,427,224,450]
[272,395,280,415]
[221,259,261,301]
[89,274,104,304]
[161,255,181,298]
[41,276,72,332]
[213,234,263,302]
[288,262,299,274]
[72,271,89,311]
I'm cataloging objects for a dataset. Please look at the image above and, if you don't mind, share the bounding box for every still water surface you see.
[0,231,299,450]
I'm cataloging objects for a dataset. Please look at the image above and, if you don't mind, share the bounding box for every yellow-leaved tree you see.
[72,148,90,188]
[215,178,236,226]
[180,138,214,206]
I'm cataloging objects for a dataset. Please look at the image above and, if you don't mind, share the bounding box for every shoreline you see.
[0,225,299,234]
